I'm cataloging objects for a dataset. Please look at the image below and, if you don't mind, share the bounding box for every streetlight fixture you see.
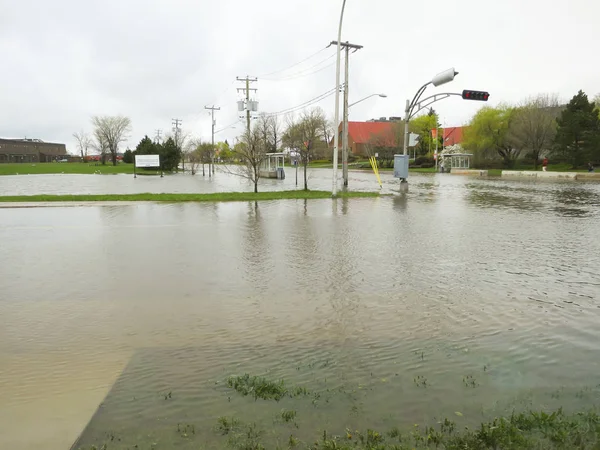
[348,93,387,108]
[331,0,347,197]
[403,68,458,157]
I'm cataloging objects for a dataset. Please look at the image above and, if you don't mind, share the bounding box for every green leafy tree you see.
[555,90,600,167]
[123,148,134,163]
[160,137,181,172]
[509,94,560,170]
[410,109,439,156]
[462,105,521,168]
[216,141,233,162]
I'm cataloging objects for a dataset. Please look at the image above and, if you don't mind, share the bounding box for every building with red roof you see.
[335,120,403,156]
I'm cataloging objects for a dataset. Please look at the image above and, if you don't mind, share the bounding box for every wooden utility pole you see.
[236,76,258,135]
[329,41,362,187]
[204,105,221,176]
[172,119,182,171]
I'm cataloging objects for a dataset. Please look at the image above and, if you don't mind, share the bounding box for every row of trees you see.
[74,116,132,166]
[130,136,183,172]
[231,108,331,192]
[462,91,600,169]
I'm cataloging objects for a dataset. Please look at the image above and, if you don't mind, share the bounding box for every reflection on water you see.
[0,174,599,449]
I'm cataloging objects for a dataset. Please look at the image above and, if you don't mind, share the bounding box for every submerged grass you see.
[0,162,136,175]
[213,408,600,450]
[0,190,380,203]
[227,374,313,402]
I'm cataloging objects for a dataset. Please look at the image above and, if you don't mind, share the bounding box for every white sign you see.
[135,154,160,168]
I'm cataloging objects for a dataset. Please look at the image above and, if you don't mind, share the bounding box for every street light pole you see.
[400,68,458,191]
[331,0,346,197]
[348,93,387,109]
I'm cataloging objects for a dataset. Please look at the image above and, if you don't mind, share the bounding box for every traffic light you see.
[462,90,489,101]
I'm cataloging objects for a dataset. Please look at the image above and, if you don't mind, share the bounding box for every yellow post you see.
[369,156,382,188]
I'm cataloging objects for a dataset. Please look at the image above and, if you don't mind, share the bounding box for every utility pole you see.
[205,105,221,177]
[155,129,162,144]
[236,76,258,135]
[329,41,362,187]
[172,119,182,171]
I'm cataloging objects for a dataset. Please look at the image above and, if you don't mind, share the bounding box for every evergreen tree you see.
[123,148,134,163]
[134,136,157,155]
[555,90,600,167]
[160,137,181,172]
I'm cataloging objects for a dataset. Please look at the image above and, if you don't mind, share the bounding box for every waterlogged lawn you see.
[77,373,600,450]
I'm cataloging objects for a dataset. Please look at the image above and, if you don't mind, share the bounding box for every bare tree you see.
[92,133,109,165]
[364,128,398,168]
[270,116,282,153]
[282,108,328,190]
[229,125,267,193]
[73,131,92,161]
[188,140,211,175]
[508,94,560,169]
[91,115,132,166]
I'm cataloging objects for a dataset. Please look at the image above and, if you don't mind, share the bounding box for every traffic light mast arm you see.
[409,92,463,119]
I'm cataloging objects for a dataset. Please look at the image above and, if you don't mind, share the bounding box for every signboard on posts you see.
[135,154,160,168]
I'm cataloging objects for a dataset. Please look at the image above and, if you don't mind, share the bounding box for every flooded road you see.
[1,171,599,449]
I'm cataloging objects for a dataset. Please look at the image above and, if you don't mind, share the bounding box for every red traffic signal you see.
[462,90,489,101]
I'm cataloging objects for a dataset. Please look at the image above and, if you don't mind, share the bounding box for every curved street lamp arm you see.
[406,82,431,117]
[409,92,463,119]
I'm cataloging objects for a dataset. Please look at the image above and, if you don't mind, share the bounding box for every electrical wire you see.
[215,119,242,134]
[261,52,337,81]
[264,88,338,117]
[257,46,329,78]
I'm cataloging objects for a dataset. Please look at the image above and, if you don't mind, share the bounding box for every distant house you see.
[335,120,404,156]
[0,138,67,163]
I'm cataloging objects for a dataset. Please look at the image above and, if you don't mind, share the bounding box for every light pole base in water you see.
[399,179,409,193]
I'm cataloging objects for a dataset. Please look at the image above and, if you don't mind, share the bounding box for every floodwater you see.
[1,170,599,449]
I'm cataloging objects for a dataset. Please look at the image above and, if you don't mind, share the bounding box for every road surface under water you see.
[0,171,599,449]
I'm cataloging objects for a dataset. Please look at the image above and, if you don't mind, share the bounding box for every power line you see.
[215,119,241,135]
[262,52,337,81]
[263,59,338,82]
[208,79,236,107]
[257,46,329,78]
[265,87,338,117]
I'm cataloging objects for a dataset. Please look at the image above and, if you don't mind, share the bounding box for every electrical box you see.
[393,155,409,179]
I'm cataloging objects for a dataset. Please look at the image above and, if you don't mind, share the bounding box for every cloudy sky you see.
[1,0,598,153]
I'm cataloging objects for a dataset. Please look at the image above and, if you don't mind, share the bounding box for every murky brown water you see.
[1,171,599,449]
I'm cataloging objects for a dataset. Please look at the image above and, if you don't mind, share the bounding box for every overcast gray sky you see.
[1,0,598,153]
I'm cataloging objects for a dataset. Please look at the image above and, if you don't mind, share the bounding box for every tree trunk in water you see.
[303,162,308,191]
[254,180,258,193]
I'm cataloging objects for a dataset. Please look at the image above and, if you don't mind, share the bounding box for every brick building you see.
[0,138,67,163]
